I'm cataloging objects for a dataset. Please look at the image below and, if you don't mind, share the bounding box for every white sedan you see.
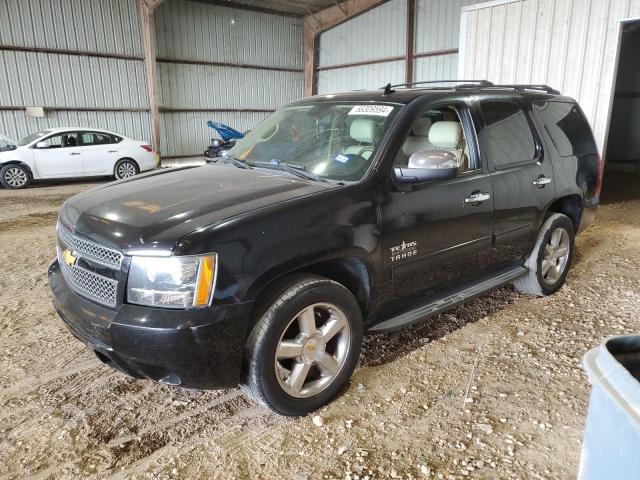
[0,127,159,189]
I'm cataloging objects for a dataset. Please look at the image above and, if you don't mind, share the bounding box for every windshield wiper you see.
[252,160,328,183]
[217,156,251,169]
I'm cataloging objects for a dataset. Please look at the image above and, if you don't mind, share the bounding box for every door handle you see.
[464,192,491,205]
[108,150,118,153]
[70,152,81,156]
[532,176,552,187]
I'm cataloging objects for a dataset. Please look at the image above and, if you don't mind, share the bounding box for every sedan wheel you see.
[115,160,138,179]
[0,165,30,189]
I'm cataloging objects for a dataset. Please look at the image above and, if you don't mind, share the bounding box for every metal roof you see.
[191,0,338,17]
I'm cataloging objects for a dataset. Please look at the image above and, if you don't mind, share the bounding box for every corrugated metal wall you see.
[414,0,482,82]
[318,0,407,68]
[317,0,406,94]
[316,0,486,95]
[155,0,304,157]
[317,61,405,94]
[0,0,142,55]
[0,111,150,145]
[160,111,269,160]
[0,0,150,143]
[459,0,640,155]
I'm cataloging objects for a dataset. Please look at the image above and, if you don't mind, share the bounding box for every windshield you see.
[227,102,398,182]
[0,133,16,151]
[18,130,51,146]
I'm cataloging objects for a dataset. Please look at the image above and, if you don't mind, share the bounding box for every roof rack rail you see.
[379,80,560,95]
[382,80,493,94]
[493,84,560,95]
[454,83,560,95]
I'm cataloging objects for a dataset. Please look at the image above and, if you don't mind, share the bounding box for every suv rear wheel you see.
[243,275,363,416]
[514,213,575,296]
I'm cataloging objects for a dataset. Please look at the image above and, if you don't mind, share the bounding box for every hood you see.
[60,164,333,253]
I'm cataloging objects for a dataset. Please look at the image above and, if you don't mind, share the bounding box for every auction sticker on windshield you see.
[348,105,394,117]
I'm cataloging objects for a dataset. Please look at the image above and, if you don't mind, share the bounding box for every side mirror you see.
[393,149,459,184]
[35,141,48,149]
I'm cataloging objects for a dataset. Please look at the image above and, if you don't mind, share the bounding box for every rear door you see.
[32,132,84,177]
[479,99,555,264]
[80,131,119,175]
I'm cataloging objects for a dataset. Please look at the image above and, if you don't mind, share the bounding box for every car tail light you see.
[141,144,153,152]
[595,151,604,197]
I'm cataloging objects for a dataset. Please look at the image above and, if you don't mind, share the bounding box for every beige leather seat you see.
[344,118,375,160]
[402,117,434,156]
[428,121,468,169]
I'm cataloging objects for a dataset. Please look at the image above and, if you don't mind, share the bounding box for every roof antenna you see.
[383,83,395,95]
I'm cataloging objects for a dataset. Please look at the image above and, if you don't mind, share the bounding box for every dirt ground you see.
[1,173,639,480]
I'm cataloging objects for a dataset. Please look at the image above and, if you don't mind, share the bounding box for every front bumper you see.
[48,260,253,389]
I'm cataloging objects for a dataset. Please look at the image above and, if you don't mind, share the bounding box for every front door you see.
[33,132,84,178]
[381,102,496,303]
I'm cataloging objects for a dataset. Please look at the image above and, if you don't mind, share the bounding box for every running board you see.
[368,266,527,333]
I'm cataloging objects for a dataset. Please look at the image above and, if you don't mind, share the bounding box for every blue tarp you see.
[207,121,244,141]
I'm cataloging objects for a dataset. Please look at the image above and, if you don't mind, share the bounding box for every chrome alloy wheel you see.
[117,161,136,179]
[541,227,570,285]
[4,167,28,187]
[275,303,351,398]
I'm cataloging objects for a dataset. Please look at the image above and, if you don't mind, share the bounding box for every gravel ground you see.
[0,172,639,479]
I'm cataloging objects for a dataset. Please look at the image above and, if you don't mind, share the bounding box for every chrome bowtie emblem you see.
[61,249,77,267]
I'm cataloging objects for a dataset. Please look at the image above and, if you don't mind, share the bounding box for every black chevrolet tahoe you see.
[49,81,602,416]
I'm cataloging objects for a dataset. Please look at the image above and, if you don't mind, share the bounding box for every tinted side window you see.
[81,132,113,145]
[481,102,536,168]
[533,101,597,157]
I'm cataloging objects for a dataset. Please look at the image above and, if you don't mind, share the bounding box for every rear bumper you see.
[48,260,253,389]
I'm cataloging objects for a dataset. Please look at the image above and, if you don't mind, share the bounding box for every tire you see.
[114,159,139,180]
[243,274,363,416]
[0,164,31,189]
[513,213,575,296]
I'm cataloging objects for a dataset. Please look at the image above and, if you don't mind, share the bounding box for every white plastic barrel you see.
[580,335,640,479]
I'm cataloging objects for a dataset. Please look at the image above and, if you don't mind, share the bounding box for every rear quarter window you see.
[533,101,597,157]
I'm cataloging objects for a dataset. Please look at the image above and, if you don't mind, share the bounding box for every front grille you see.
[58,253,118,307]
[57,224,123,269]
[56,225,122,308]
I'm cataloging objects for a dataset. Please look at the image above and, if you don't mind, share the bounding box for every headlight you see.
[127,254,217,309]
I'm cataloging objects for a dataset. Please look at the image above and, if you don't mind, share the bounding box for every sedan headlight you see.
[127,254,217,309]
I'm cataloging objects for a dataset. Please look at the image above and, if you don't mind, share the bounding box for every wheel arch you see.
[246,255,373,326]
[1,160,33,177]
[544,194,582,233]
[114,157,139,172]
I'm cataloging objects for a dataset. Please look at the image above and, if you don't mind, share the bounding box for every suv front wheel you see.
[243,274,363,416]
[514,213,575,296]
